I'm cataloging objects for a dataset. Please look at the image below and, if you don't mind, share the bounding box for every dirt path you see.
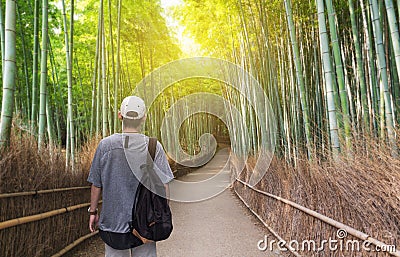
[68,149,281,257]
[157,149,280,257]
[157,189,282,257]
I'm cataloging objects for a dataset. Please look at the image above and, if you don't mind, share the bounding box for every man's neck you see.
[122,129,140,133]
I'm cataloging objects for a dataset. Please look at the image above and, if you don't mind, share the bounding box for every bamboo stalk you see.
[90,2,102,137]
[48,39,64,145]
[234,186,302,257]
[284,0,313,158]
[115,0,122,134]
[107,0,116,134]
[101,14,108,137]
[384,0,400,83]
[61,0,75,169]
[325,0,352,147]
[0,0,17,148]
[370,0,398,156]
[50,231,99,257]
[38,0,49,149]
[0,186,90,199]
[69,0,74,70]
[16,2,31,121]
[361,0,379,135]
[75,58,89,137]
[0,202,95,230]
[45,87,55,148]
[96,19,102,136]
[30,0,40,133]
[349,0,370,135]
[316,0,341,156]
[0,0,4,74]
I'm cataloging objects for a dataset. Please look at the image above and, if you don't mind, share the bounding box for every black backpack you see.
[130,137,173,242]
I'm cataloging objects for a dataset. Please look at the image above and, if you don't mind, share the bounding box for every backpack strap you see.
[148,137,157,161]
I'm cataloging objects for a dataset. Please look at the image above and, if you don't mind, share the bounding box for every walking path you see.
[69,149,281,257]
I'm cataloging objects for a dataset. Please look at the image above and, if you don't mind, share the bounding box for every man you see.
[88,96,174,257]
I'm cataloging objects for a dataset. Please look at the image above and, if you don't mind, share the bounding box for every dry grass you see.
[0,130,100,257]
[232,136,400,256]
[2,126,400,256]
[0,131,98,194]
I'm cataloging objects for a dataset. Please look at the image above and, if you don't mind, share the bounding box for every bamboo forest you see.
[0,0,399,256]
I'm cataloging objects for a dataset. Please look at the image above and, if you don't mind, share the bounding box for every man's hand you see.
[89,214,99,232]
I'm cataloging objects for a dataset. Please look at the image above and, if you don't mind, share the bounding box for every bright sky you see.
[160,0,203,57]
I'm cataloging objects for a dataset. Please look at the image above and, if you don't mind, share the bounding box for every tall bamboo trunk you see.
[370,0,398,156]
[69,0,74,68]
[105,0,116,134]
[349,0,370,135]
[102,19,108,138]
[49,41,62,146]
[16,3,31,120]
[38,0,49,149]
[90,1,103,137]
[284,0,313,158]
[90,58,97,137]
[61,0,75,169]
[115,0,122,133]
[384,0,400,83]
[48,38,66,118]
[31,0,40,133]
[0,0,5,74]
[325,0,352,148]
[46,87,55,149]
[0,0,17,148]
[361,0,379,135]
[397,0,400,19]
[316,0,341,156]
[96,0,104,136]
[76,58,89,131]
[96,34,102,135]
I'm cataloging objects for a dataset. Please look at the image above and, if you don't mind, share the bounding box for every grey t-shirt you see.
[87,133,174,233]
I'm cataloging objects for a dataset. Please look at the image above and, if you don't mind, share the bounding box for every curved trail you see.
[158,148,280,257]
[69,149,281,257]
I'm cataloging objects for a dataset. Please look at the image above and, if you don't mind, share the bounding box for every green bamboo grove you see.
[178,0,400,161]
[0,0,399,167]
[0,0,182,167]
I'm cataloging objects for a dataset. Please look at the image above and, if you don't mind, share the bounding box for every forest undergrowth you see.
[0,128,98,193]
[233,133,400,256]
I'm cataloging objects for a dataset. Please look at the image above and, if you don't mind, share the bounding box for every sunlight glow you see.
[160,0,204,57]
[160,0,183,8]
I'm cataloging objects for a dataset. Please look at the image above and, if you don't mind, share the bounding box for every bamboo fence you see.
[235,178,400,257]
[0,186,99,257]
[231,151,400,257]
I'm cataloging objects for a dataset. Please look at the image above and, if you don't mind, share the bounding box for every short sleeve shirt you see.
[87,133,174,233]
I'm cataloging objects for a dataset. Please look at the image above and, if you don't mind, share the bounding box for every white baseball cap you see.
[120,96,146,120]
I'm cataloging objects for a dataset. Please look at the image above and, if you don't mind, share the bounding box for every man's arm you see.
[164,184,170,205]
[89,185,101,232]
